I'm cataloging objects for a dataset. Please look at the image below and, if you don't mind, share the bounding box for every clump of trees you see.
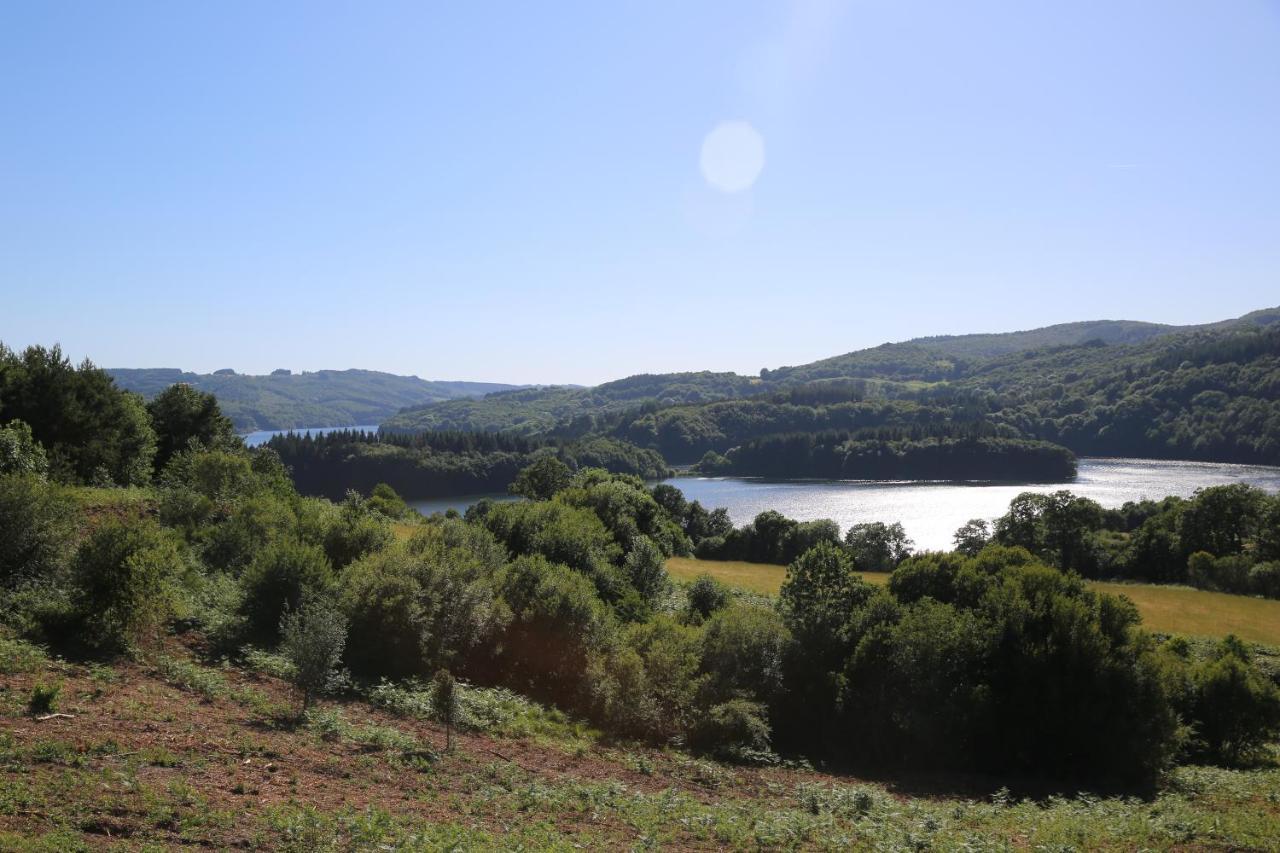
[960,485,1280,599]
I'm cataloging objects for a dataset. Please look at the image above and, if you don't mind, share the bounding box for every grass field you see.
[667,557,1280,646]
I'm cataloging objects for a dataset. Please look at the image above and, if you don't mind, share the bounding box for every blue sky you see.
[2,1,1278,385]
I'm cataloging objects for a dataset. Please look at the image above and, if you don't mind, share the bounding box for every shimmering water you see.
[663,458,1280,552]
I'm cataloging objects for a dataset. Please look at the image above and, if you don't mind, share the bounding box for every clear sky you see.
[3,1,1278,385]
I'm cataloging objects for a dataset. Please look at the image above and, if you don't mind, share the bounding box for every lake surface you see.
[666,458,1280,552]
[408,458,1280,551]
[242,425,379,447]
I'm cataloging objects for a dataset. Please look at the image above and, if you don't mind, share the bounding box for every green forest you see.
[384,308,1280,473]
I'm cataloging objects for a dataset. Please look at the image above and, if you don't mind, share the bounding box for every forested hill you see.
[108,368,524,432]
[380,307,1280,459]
[381,371,764,436]
[762,306,1280,384]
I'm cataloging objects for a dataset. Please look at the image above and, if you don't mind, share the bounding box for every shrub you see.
[27,681,61,715]
[495,555,615,707]
[1184,637,1280,765]
[240,541,334,641]
[0,474,75,590]
[340,523,509,679]
[623,536,670,609]
[508,456,573,500]
[0,420,48,479]
[69,518,186,652]
[280,598,348,712]
[700,605,790,706]
[690,698,772,760]
[431,670,458,750]
[686,574,729,621]
[323,492,394,570]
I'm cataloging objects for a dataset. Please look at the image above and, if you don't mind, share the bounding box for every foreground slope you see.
[2,636,1277,851]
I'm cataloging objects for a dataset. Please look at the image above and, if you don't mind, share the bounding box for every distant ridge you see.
[107,367,525,432]
[379,305,1280,438]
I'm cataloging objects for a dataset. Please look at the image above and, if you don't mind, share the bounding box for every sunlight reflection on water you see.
[662,458,1280,552]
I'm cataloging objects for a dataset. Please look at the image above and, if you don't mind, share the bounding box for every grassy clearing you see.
[668,557,1280,644]
[1092,582,1280,646]
[667,556,887,595]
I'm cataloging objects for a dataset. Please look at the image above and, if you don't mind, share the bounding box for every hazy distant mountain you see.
[107,368,525,432]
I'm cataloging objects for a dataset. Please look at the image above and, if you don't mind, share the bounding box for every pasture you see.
[667,557,1280,646]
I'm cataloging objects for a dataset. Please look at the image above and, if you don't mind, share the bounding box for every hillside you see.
[382,371,764,435]
[5,635,1277,849]
[381,307,1280,444]
[378,306,1280,470]
[108,368,524,432]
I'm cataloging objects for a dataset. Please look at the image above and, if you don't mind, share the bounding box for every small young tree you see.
[431,669,458,752]
[279,598,347,715]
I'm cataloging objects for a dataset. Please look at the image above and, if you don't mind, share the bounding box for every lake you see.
[242,425,379,447]
[409,457,1280,552]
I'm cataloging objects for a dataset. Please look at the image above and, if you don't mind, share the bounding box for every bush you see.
[690,698,772,760]
[240,541,334,641]
[686,574,729,621]
[1183,637,1280,765]
[323,492,393,570]
[843,522,913,572]
[0,420,48,479]
[700,605,790,706]
[339,532,509,680]
[27,681,61,715]
[280,598,348,711]
[623,536,670,610]
[0,474,75,590]
[495,555,615,707]
[69,518,186,652]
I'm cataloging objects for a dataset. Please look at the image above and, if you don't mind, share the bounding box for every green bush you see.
[0,474,75,591]
[240,541,334,641]
[1183,637,1280,765]
[685,574,729,621]
[280,597,348,711]
[690,698,772,760]
[495,555,615,707]
[27,681,61,715]
[323,492,393,570]
[0,420,48,479]
[69,517,187,652]
[339,531,509,680]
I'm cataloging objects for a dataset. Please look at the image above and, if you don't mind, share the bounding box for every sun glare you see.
[699,120,765,193]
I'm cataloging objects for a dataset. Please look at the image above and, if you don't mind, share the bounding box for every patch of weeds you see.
[139,746,182,768]
[671,755,732,789]
[87,662,119,684]
[0,635,49,674]
[0,778,34,815]
[369,678,597,746]
[306,707,348,743]
[240,645,296,680]
[154,655,227,700]
[27,680,61,715]
[30,739,86,767]
[624,752,655,775]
